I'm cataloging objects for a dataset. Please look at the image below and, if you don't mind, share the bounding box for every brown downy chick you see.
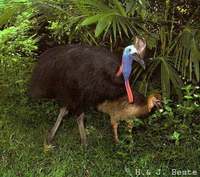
[97,93,161,143]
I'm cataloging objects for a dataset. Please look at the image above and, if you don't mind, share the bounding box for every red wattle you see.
[116,64,123,77]
[125,80,134,103]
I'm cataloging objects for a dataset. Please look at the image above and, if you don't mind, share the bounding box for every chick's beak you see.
[154,100,162,108]
[133,53,145,70]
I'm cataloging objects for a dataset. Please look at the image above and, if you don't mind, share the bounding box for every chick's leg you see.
[77,113,87,145]
[111,121,119,143]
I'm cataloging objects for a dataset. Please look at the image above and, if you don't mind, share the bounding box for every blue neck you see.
[122,54,133,81]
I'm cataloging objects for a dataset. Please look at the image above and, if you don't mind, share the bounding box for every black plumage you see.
[30,44,125,114]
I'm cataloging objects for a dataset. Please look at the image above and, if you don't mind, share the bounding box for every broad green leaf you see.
[95,18,109,37]
[80,14,102,26]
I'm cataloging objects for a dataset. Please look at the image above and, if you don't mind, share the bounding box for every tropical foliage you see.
[0,0,200,176]
[0,0,199,98]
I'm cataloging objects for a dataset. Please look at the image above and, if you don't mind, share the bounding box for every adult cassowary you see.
[30,37,146,145]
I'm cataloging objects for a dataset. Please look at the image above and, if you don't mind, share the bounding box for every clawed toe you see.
[44,139,55,153]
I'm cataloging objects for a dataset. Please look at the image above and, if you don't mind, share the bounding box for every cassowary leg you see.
[111,121,119,143]
[77,113,87,145]
[47,107,68,144]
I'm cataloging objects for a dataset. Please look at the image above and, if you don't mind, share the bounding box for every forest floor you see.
[0,99,200,177]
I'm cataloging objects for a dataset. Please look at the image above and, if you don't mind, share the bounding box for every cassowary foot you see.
[114,138,120,144]
[46,132,55,145]
[43,140,55,153]
[81,138,87,147]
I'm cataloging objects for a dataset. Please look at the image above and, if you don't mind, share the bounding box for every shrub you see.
[0,10,38,57]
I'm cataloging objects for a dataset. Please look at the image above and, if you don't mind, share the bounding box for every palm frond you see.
[174,27,200,82]
[78,0,147,43]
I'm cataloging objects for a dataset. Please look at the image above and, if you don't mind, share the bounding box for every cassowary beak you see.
[133,53,145,70]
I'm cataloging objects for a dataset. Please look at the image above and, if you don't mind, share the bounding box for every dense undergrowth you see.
[0,0,200,177]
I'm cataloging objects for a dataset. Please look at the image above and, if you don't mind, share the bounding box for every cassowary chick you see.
[98,93,161,143]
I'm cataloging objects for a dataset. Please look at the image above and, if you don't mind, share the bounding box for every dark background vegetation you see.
[0,0,200,176]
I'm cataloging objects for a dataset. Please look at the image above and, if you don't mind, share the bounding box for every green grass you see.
[0,57,199,177]
[0,99,200,177]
